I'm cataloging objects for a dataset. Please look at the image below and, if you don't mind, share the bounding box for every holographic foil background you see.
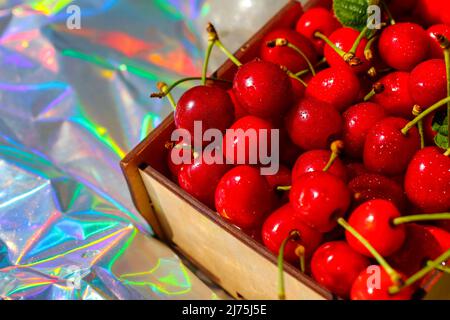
[0,0,302,299]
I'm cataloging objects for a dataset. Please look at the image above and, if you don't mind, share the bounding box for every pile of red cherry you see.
[153,0,450,300]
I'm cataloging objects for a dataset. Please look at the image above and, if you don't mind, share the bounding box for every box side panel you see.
[423,272,450,300]
[140,169,329,300]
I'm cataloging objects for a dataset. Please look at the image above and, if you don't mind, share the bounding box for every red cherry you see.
[233,60,293,120]
[290,171,351,232]
[346,200,406,257]
[363,117,420,176]
[372,72,415,119]
[437,220,450,233]
[292,150,348,182]
[342,102,387,159]
[261,29,317,73]
[350,266,413,300]
[167,140,193,178]
[265,165,292,191]
[178,155,230,208]
[290,74,312,102]
[290,77,306,102]
[305,67,361,112]
[295,7,341,55]
[395,15,424,25]
[345,162,369,180]
[427,24,450,58]
[175,85,234,140]
[215,166,277,229]
[414,0,448,26]
[238,226,263,243]
[442,10,450,26]
[409,59,447,108]
[388,0,418,18]
[262,204,322,264]
[368,39,390,70]
[404,147,450,213]
[285,97,343,151]
[378,23,430,71]
[349,174,407,212]
[424,225,450,250]
[228,89,248,120]
[311,241,370,298]
[388,224,443,276]
[279,128,302,167]
[324,27,371,74]
[357,75,376,101]
[222,116,273,166]
[311,0,333,10]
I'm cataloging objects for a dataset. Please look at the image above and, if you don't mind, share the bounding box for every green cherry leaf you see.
[333,0,378,31]
[434,134,448,149]
[433,113,448,149]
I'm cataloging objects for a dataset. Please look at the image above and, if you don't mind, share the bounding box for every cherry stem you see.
[150,77,231,99]
[206,23,242,67]
[314,31,347,57]
[364,90,375,102]
[314,27,364,67]
[295,245,306,273]
[349,25,369,55]
[418,121,425,149]
[323,140,344,172]
[389,249,450,295]
[168,142,193,151]
[155,82,176,110]
[337,218,403,285]
[165,141,197,159]
[379,67,393,74]
[278,230,301,300]
[381,0,396,25]
[165,141,175,150]
[412,105,425,149]
[215,40,243,67]
[445,149,450,156]
[364,83,385,101]
[202,37,215,86]
[427,261,450,274]
[392,213,450,225]
[364,36,378,61]
[314,31,362,66]
[277,186,292,191]
[267,38,316,76]
[367,67,377,79]
[401,96,450,135]
[283,67,308,87]
[295,58,327,77]
[295,69,310,78]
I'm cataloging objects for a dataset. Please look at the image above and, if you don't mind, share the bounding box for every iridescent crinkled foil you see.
[0,0,300,300]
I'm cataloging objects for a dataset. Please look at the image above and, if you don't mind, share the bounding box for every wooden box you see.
[121,0,449,300]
